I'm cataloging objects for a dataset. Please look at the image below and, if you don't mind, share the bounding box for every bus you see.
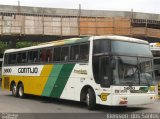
[0,58,3,81]
[150,43,160,84]
[2,36,156,110]
[0,53,3,81]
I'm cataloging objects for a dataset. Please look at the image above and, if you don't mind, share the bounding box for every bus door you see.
[99,56,111,87]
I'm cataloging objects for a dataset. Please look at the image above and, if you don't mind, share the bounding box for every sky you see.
[0,0,159,14]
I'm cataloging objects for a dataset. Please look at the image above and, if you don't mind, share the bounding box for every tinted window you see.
[61,47,69,61]
[28,51,39,63]
[39,49,46,62]
[152,51,160,57]
[40,49,52,62]
[8,54,16,64]
[17,52,27,63]
[0,53,3,58]
[71,45,79,60]
[92,56,100,84]
[111,41,152,57]
[100,57,110,87]
[154,59,160,65]
[54,47,61,61]
[46,49,52,62]
[4,54,9,64]
[93,39,110,54]
[80,44,89,60]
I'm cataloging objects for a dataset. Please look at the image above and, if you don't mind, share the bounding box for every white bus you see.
[150,43,160,83]
[0,52,3,81]
[0,58,3,81]
[2,36,156,110]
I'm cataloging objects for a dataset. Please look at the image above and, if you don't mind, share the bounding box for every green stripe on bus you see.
[50,64,75,98]
[42,64,63,96]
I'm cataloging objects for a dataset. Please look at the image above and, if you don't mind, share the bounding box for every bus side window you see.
[17,52,27,64]
[4,54,8,65]
[40,49,46,62]
[71,45,79,60]
[21,52,27,63]
[61,47,69,61]
[54,47,61,61]
[33,51,38,62]
[80,44,89,60]
[8,54,16,64]
[17,53,21,63]
[28,51,32,63]
[46,49,52,62]
[28,51,38,63]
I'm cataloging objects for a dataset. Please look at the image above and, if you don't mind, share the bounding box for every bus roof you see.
[4,35,148,53]
[93,36,148,44]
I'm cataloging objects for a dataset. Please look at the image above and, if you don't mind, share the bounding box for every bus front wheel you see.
[86,88,96,110]
[18,83,25,98]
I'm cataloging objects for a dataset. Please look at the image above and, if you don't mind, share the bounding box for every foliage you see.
[0,41,40,53]
[0,42,8,53]
[16,41,40,48]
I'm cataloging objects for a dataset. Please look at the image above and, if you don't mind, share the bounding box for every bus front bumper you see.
[110,94,156,106]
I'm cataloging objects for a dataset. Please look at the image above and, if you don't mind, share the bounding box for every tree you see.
[0,42,8,53]
[16,41,40,48]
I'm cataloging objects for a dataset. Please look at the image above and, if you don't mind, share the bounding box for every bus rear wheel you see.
[18,83,25,98]
[11,83,18,97]
[86,88,96,110]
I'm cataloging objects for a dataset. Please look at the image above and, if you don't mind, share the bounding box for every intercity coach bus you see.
[150,43,160,77]
[2,36,156,110]
[150,43,160,86]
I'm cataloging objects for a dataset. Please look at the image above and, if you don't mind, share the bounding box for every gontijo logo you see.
[3,66,43,76]
[18,67,38,74]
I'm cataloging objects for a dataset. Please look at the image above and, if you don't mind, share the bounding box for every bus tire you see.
[18,83,25,98]
[11,82,18,97]
[86,88,96,110]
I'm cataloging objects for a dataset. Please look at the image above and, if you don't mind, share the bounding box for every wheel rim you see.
[19,87,23,97]
[12,85,16,95]
[86,93,90,106]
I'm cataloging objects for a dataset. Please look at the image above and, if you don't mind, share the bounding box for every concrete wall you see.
[0,5,160,39]
[0,5,160,20]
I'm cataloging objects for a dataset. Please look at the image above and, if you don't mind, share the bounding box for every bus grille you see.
[4,77,9,89]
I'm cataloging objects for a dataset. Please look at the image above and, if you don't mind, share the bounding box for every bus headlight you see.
[119,97,128,104]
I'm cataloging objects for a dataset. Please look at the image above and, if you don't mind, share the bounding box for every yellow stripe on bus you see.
[33,64,53,95]
[3,65,53,96]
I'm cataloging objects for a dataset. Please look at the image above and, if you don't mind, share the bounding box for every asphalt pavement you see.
[0,80,160,119]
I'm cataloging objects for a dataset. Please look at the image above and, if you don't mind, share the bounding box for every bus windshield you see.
[93,39,154,87]
[113,56,154,86]
[111,40,152,57]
